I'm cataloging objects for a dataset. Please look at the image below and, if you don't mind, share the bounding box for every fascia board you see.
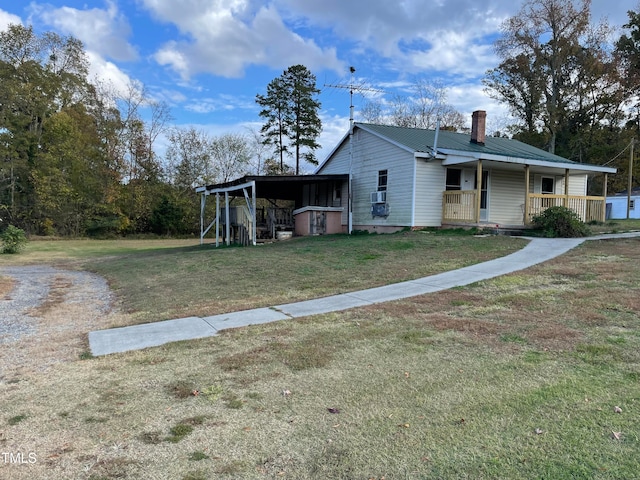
[438,148,616,174]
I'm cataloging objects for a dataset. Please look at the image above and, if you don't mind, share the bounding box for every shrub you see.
[1,225,28,254]
[532,206,591,238]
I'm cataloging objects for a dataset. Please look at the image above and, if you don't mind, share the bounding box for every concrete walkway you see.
[88,232,640,356]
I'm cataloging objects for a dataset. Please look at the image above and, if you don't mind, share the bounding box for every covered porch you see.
[440,157,615,227]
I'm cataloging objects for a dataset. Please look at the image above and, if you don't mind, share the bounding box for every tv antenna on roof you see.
[324,67,384,236]
[324,66,384,128]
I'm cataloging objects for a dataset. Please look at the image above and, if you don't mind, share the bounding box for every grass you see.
[7,414,27,425]
[0,237,204,266]
[588,218,640,235]
[82,232,524,324]
[1,233,639,478]
[2,231,526,325]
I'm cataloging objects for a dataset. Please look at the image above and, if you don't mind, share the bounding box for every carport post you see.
[200,193,205,245]
[225,191,230,246]
[252,181,257,246]
[215,192,220,247]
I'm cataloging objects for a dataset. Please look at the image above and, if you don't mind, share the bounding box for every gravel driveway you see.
[0,265,112,344]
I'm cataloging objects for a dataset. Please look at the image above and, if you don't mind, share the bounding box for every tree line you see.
[2,0,640,237]
[483,0,640,194]
[0,24,262,236]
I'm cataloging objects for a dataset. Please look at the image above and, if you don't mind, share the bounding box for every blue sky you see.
[0,0,637,171]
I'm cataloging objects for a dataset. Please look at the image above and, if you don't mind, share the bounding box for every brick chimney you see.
[471,110,486,146]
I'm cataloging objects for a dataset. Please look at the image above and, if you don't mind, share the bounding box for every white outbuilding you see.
[606,187,640,219]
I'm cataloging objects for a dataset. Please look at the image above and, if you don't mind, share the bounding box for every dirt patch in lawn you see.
[0,275,14,299]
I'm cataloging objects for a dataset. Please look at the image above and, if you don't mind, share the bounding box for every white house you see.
[606,187,640,219]
[315,111,617,233]
[197,111,618,244]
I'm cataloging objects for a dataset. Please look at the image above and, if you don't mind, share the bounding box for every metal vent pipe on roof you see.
[432,117,440,158]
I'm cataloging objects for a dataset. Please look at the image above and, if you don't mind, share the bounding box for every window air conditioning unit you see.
[371,202,390,217]
[371,191,387,203]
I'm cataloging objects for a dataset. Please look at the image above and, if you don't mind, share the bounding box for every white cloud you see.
[35,0,138,61]
[404,32,497,78]
[28,2,138,104]
[275,0,509,56]
[447,82,512,131]
[86,51,133,98]
[184,93,255,114]
[0,9,22,30]
[143,0,343,79]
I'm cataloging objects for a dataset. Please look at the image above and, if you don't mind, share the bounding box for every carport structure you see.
[196,174,349,246]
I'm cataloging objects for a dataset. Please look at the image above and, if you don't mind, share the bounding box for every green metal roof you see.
[357,122,580,165]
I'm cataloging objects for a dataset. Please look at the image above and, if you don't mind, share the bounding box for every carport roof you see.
[195,174,348,201]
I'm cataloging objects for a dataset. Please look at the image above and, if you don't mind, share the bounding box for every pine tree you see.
[256,65,322,174]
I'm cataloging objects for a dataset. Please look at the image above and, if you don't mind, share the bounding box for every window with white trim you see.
[445,168,462,190]
[541,177,555,194]
[377,169,388,192]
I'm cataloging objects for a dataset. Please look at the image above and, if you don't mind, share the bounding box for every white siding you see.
[317,130,416,229]
[559,175,588,196]
[489,169,526,225]
[534,174,588,195]
[317,141,351,226]
[317,140,350,174]
[350,130,415,229]
[607,195,640,219]
[414,159,446,226]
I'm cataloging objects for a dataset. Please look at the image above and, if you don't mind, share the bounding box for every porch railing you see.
[527,194,605,224]
[267,207,294,238]
[442,190,477,223]
[235,205,254,246]
[442,191,606,225]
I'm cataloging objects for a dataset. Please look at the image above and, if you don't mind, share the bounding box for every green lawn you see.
[1,233,639,479]
[589,218,640,234]
[77,232,523,324]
